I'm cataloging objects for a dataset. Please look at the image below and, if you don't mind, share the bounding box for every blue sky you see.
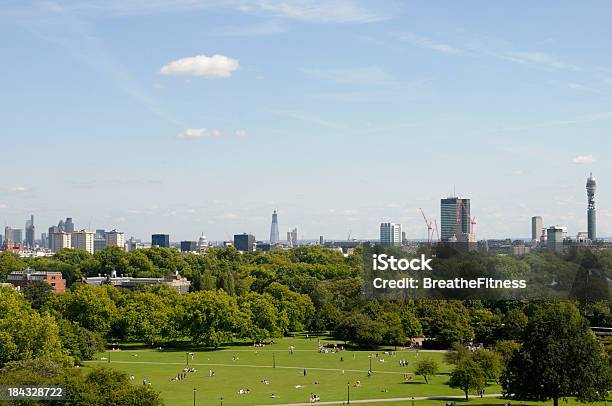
[1,0,611,241]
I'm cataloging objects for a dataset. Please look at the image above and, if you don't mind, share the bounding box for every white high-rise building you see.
[380,222,402,247]
[531,216,543,242]
[50,232,72,253]
[105,230,125,250]
[71,230,94,254]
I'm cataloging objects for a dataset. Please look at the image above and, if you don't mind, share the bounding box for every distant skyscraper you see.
[440,197,471,241]
[319,236,324,245]
[180,241,198,252]
[234,233,255,252]
[380,222,402,247]
[287,228,298,247]
[270,210,280,243]
[72,230,94,254]
[587,173,597,240]
[105,230,125,250]
[531,216,543,242]
[547,226,566,252]
[50,232,71,253]
[25,215,35,248]
[9,229,23,245]
[152,234,170,248]
[64,217,75,233]
[48,225,59,250]
[3,226,12,245]
[94,229,106,252]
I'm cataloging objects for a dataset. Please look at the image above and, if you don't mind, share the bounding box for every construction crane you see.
[419,208,434,249]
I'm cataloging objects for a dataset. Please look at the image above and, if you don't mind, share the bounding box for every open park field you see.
[84,336,608,406]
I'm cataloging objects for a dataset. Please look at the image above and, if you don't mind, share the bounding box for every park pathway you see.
[255,393,503,406]
[89,359,426,376]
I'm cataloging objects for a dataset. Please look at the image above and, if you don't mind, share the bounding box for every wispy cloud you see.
[235,129,248,137]
[160,55,239,78]
[481,112,612,135]
[178,128,224,139]
[301,67,392,84]
[496,51,578,70]
[9,2,187,127]
[267,109,352,132]
[396,32,464,55]
[572,155,596,164]
[25,0,387,24]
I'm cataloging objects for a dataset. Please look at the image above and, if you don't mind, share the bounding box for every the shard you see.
[270,210,280,243]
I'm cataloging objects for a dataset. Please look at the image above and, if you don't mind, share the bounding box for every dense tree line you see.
[1,245,611,403]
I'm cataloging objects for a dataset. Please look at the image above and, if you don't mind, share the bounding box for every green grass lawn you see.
[82,338,605,406]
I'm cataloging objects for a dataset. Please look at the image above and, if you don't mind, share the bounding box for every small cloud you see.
[160,54,239,78]
[10,186,28,192]
[178,128,224,139]
[510,170,524,176]
[152,83,164,89]
[235,129,248,137]
[0,203,7,209]
[572,155,596,164]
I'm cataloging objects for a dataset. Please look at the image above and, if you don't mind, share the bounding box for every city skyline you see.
[0,175,603,243]
[1,2,612,240]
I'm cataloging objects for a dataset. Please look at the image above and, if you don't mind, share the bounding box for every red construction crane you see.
[419,208,434,249]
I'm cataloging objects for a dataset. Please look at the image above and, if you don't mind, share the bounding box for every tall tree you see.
[502,302,610,406]
[449,358,486,400]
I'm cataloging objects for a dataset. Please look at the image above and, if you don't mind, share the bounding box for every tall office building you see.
[50,232,71,253]
[25,215,35,248]
[180,241,198,252]
[587,173,597,240]
[94,229,106,252]
[440,197,471,241]
[64,217,75,233]
[287,228,298,247]
[105,230,125,250]
[270,210,280,243]
[9,229,23,245]
[234,233,255,252]
[380,222,402,247]
[531,216,543,242]
[48,225,59,250]
[547,226,566,252]
[72,230,94,253]
[152,234,170,248]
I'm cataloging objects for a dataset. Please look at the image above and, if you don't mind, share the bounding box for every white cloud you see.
[397,32,464,55]
[160,55,239,78]
[0,203,7,209]
[572,155,596,164]
[235,129,248,137]
[9,186,28,192]
[178,128,224,139]
[499,51,578,70]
